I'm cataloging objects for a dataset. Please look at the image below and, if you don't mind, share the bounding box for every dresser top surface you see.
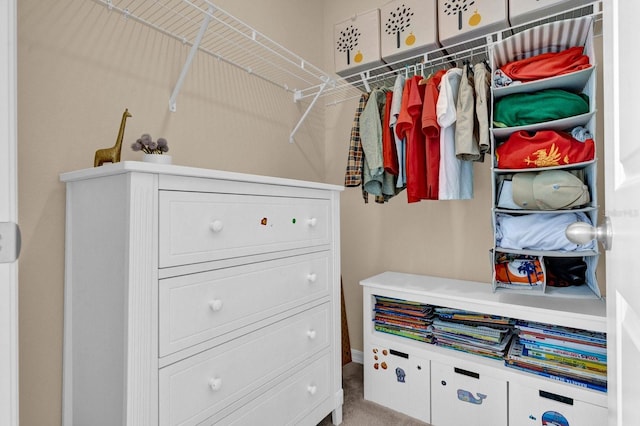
[60,161,344,192]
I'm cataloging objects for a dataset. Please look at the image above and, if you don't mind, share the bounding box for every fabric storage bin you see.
[431,359,507,426]
[490,16,595,92]
[489,16,600,298]
[363,343,430,423]
[334,9,385,77]
[437,0,508,47]
[492,251,546,293]
[509,381,607,426]
[380,0,439,64]
[509,0,593,26]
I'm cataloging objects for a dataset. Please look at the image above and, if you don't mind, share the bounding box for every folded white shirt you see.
[496,180,521,209]
[496,212,595,251]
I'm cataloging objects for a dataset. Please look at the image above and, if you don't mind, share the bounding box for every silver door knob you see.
[565,216,613,250]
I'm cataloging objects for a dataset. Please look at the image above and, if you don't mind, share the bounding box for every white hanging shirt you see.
[437,68,473,200]
[390,74,406,188]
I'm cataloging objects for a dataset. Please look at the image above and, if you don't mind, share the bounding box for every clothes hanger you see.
[483,59,492,72]
[417,62,429,85]
[419,62,440,85]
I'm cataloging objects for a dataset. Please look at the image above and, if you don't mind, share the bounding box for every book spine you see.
[505,362,607,393]
[508,342,606,381]
[520,340,607,363]
[524,347,607,373]
[517,334,606,355]
[516,323,606,344]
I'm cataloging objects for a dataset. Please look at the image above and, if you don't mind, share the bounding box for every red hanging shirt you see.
[422,69,447,200]
[382,91,398,175]
[396,75,427,203]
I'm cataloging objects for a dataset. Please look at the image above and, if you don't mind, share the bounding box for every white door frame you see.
[602,1,640,424]
[0,0,19,424]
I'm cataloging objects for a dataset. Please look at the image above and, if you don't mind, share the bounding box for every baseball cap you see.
[512,170,590,210]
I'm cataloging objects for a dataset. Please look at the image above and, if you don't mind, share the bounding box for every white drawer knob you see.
[209,377,222,391]
[307,385,317,395]
[210,220,224,233]
[307,217,317,227]
[306,273,317,283]
[306,329,317,340]
[208,299,223,311]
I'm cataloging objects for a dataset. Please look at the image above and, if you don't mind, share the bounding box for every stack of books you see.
[431,308,515,360]
[505,320,607,392]
[373,296,435,343]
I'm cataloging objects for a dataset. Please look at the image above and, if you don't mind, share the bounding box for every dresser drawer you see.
[208,354,331,425]
[159,303,331,426]
[159,191,331,267]
[159,251,331,356]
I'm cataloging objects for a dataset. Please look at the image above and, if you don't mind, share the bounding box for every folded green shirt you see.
[493,89,590,128]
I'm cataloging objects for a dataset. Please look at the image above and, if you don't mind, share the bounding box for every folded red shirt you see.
[501,46,591,82]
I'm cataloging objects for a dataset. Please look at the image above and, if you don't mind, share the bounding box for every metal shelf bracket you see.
[169,5,214,112]
[290,77,332,144]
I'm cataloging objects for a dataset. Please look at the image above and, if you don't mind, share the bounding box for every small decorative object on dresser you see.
[93,108,132,167]
[131,133,171,164]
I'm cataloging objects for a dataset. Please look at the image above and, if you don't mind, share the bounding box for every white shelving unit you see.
[489,14,601,298]
[361,272,608,425]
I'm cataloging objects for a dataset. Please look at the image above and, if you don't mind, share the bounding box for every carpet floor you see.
[317,362,431,426]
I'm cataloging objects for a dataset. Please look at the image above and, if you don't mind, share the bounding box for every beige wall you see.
[17,1,605,424]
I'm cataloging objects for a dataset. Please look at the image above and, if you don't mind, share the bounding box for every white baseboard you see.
[350,349,363,364]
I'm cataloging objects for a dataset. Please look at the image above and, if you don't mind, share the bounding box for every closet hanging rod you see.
[300,38,496,103]
[323,43,491,107]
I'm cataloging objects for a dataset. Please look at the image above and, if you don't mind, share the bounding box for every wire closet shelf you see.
[93,0,335,142]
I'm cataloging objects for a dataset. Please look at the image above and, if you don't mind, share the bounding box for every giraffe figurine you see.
[94,108,132,167]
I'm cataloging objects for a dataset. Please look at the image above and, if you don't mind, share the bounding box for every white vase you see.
[142,153,172,164]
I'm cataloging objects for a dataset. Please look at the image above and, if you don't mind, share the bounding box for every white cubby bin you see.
[437,0,509,47]
[509,0,593,26]
[334,9,385,77]
[431,359,508,426]
[380,0,439,64]
[363,342,431,423]
[509,381,607,426]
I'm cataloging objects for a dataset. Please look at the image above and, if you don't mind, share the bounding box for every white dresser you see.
[60,162,344,426]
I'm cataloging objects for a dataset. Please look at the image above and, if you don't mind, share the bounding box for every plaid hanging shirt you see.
[344,93,385,203]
